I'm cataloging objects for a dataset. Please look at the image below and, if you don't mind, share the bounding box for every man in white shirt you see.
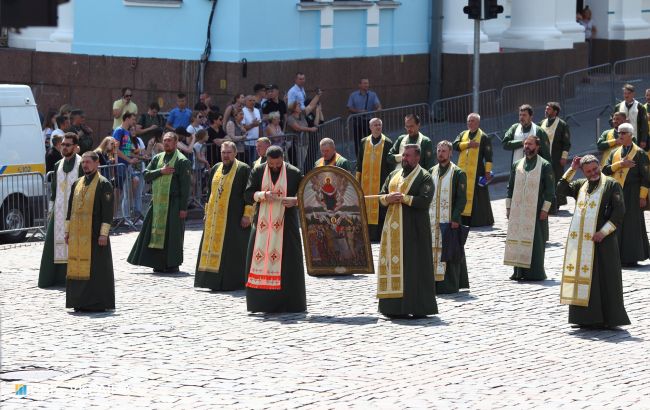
[242,95,261,164]
[287,72,307,110]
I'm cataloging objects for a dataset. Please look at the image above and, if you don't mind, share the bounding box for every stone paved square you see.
[1,183,649,409]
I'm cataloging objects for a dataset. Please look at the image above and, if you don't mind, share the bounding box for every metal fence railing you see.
[0,171,48,242]
[613,55,650,92]
[430,89,501,143]
[562,64,615,121]
[499,76,562,134]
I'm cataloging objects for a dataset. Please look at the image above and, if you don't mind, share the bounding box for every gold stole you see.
[316,153,342,167]
[611,144,639,188]
[504,158,542,268]
[429,163,455,281]
[540,118,560,148]
[198,160,240,273]
[378,165,421,299]
[560,175,606,307]
[602,130,616,163]
[67,173,100,280]
[395,133,423,171]
[247,163,287,290]
[361,136,386,225]
[458,130,482,217]
[54,154,81,263]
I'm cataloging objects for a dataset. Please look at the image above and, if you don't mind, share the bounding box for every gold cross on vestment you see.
[582,265,590,273]
[589,201,597,209]
[584,233,592,240]
[570,231,578,239]
[566,264,575,272]
[577,201,585,209]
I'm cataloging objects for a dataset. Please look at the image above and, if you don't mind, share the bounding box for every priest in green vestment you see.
[39,133,83,288]
[614,84,649,148]
[378,144,437,318]
[504,136,555,281]
[557,155,630,329]
[127,131,191,273]
[314,138,352,172]
[252,137,270,168]
[195,141,253,291]
[453,113,494,227]
[356,118,394,241]
[502,104,552,164]
[597,112,627,164]
[65,151,115,312]
[539,102,571,212]
[429,140,469,294]
[244,146,306,313]
[602,123,650,266]
[387,114,435,171]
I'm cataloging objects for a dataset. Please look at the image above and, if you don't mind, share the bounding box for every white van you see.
[0,84,46,242]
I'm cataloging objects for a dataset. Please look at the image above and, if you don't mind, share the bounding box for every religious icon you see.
[298,166,374,276]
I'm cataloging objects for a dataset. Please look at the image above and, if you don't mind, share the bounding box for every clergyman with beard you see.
[377,144,437,319]
[556,154,630,329]
[504,135,555,281]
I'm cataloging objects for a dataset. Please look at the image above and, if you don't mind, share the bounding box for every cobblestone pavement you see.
[1,182,649,409]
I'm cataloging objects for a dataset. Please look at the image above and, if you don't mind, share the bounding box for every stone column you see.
[482,0,511,41]
[608,0,650,40]
[8,27,56,50]
[500,0,573,50]
[555,0,585,43]
[442,0,499,54]
[35,0,74,53]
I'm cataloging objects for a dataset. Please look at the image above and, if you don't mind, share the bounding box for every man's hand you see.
[129,158,139,165]
[161,165,175,175]
[386,192,404,204]
[592,231,605,243]
[641,197,647,209]
[485,172,492,182]
[539,210,548,220]
[468,140,480,149]
[282,197,298,208]
[621,159,636,169]
[98,235,108,247]
[560,158,567,167]
[241,216,251,228]
[64,233,69,245]
[571,156,581,171]
[451,221,460,229]
[179,210,187,219]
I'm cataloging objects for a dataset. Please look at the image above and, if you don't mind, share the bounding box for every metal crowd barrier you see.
[613,55,650,92]
[0,171,48,241]
[430,89,501,143]
[97,163,138,230]
[499,76,562,133]
[561,64,615,122]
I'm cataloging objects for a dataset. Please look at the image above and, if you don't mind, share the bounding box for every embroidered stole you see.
[54,155,81,263]
[429,163,455,281]
[618,101,639,139]
[315,153,342,167]
[377,165,421,299]
[67,173,100,280]
[540,118,560,148]
[602,129,616,164]
[395,133,423,171]
[458,130,482,217]
[198,160,240,273]
[611,144,639,188]
[512,123,538,163]
[149,150,180,249]
[247,163,288,290]
[361,136,386,225]
[560,175,606,307]
[504,158,543,268]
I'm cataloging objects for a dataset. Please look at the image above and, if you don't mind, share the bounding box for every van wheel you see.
[0,199,29,243]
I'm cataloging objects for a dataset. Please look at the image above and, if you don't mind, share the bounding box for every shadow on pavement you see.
[437,291,477,301]
[385,316,449,327]
[569,328,644,343]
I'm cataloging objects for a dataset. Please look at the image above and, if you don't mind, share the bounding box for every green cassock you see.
[38,157,83,288]
[603,146,650,265]
[244,163,306,313]
[502,123,552,163]
[378,167,438,316]
[356,135,395,242]
[507,155,555,281]
[65,173,115,310]
[387,133,436,170]
[127,150,191,271]
[430,163,469,294]
[452,130,494,227]
[194,161,251,290]
[556,175,630,327]
[539,117,571,210]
